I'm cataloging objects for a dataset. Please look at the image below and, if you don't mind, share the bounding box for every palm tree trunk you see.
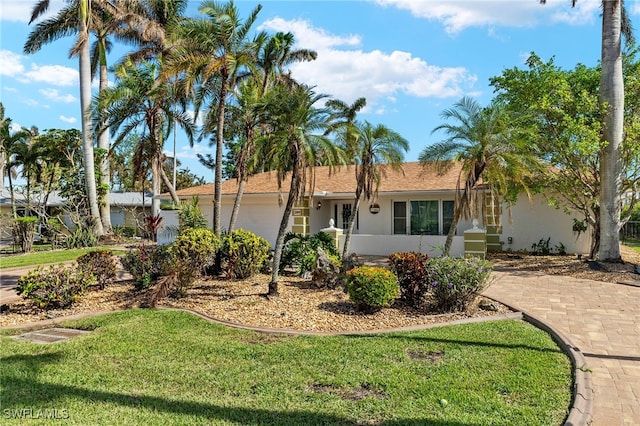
[269,173,300,296]
[98,59,112,234]
[159,164,180,204]
[213,81,228,237]
[342,189,362,259]
[79,1,103,236]
[151,156,161,217]
[228,179,246,232]
[598,0,623,262]
[443,205,461,257]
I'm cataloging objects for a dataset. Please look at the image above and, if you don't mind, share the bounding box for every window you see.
[442,200,455,235]
[410,201,439,235]
[393,201,406,234]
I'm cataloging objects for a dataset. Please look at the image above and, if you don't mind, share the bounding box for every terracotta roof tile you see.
[171,161,465,198]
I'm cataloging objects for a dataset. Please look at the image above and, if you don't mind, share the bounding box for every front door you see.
[334,202,357,231]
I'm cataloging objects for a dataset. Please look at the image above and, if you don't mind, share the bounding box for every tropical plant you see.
[16,264,95,309]
[177,197,207,230]
[280,231,339,276]
[419,96,540,256]
[221,229,270,279]
[164,0,263,237]
[346,266,399,312]
[338,120,408,258]
[25,0,108,236]
[255,84,346,295]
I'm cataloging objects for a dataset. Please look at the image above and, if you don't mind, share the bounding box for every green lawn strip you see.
[0,247,127,269]
[622,240,640,254]
[0,309,572,425]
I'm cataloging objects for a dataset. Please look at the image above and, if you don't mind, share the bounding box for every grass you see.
[0,309,572,425]
[0,247,127,269]
[622,239,640,254]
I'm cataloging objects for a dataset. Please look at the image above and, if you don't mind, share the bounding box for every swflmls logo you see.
[2,408,69,419]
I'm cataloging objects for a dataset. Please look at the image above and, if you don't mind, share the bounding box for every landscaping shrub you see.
[76,250,117,289]
[121,244,170,290]
[178,197,207,230]
[167,228,220,295]
[113,225,137,238]
[346,266,399,312]
[423,256,493,312]
[388,252,429,306]
[221,229,270,279]
[63,226,98,249]
[16,264,95,309]
[281,231,339,276]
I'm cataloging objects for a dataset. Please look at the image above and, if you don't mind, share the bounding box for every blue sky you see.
[1,0,635,183]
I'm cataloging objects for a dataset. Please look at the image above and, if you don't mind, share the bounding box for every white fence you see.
[339,234,465,258]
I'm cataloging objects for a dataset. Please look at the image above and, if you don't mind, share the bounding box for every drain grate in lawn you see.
[11,327,90,344]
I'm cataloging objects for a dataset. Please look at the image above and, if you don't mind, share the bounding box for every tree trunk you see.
[342,188,362,259]
[269,172,300,296]
[213,80,228,237]
[228,178,246,232]
[151,156,161,217]
[598,0,623,262]
[98,59,112,234]
[159,164,180,204]
[79,14,104,236]
[442,204,461,257]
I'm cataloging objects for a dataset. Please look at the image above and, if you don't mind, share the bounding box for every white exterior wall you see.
[500,193,591,255]
[341,235,465,257]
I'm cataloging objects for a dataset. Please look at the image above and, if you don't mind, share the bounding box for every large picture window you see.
[410,201,439,235]
[392,200,455,236]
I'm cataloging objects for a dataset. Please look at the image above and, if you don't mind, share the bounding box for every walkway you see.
[484,270,640,426]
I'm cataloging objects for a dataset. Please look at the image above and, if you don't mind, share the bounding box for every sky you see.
[1,0,637,184]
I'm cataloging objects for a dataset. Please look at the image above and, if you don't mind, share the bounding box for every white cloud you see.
[258,18,476,111]
[374,0,599,34]
[22,64,78,86]
[22,98,49,109]
[0,50,25,76]
[59,115,76,124]
[39,88,77,103]
[174,143,213,161]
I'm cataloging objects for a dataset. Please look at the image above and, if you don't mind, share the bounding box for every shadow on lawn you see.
[1,376,482,426]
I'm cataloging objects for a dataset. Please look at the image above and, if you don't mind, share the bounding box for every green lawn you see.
[623,240,640,254]
[0,309,572,425]
[0,247,127,269]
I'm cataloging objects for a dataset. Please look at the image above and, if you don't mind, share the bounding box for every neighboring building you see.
[159,162,592,257]
[0,189,152,230]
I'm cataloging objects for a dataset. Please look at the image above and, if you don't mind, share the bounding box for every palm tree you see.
[9,127,43,213]
[25,0,113,236]
[540,0,634,261]
[256,84,346,295]
[164,0,263,237]
[0,116,34,218]
[340,121,408,259]
[95,60,195,216]
[419,97,540,256]
[225,32,318,232]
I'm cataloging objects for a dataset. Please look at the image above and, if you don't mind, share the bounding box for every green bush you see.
[221,229,271,279]
[281,231,339,276]
[424,256,493,312]
[76,250,117,289]
[121,244,170,290]
[388,252,429,307]
[346,266,399,312]
[113,225,137,238]
[16,264,95,309]
[63,226,98,249]
[168,228,220,295]
[178,196,207,230]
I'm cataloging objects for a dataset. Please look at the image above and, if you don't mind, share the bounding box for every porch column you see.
[321,219,343,251]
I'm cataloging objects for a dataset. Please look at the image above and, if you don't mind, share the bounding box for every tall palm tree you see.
[25,0,114,236]
[419,97,540,256]
[256,84,346,295]
[540,0,634,261]
[164,0,263,237]
[226,32,317,232]
[9,127,43,213]
[340,121,408,258]
[95,60,195,216]
[0,117,34,218]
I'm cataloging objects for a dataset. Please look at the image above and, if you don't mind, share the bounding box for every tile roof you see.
[171,162,466,198]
